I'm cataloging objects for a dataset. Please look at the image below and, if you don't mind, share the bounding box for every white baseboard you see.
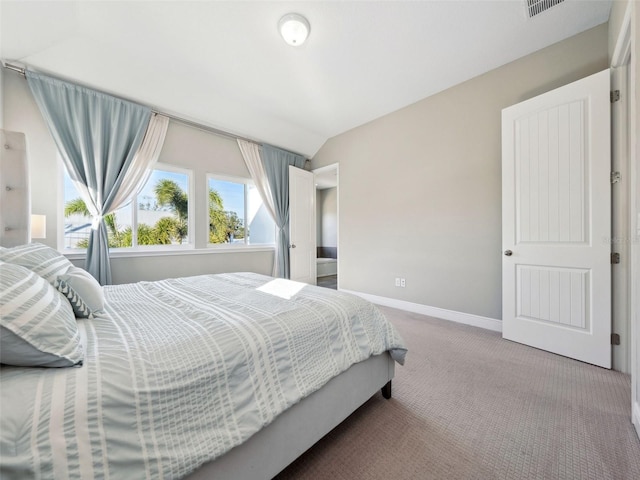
[634,401,640,441]
[340,289,502,333]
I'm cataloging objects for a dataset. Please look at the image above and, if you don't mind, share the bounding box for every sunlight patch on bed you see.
[257,279,305,300]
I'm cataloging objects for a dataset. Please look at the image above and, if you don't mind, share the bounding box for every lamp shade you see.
[279,13,310,46]
[30,214,46,239]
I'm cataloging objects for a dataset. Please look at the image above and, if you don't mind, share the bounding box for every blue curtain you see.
[26,71,151,285]
[261,145,306,279]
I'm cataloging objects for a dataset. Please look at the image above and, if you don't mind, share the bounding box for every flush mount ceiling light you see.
[278,13,310,46]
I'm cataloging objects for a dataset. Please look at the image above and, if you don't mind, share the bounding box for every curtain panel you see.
[26,71,154,285]
[109,113,169,210]
[261,144,306,279]
[237,139,279,274]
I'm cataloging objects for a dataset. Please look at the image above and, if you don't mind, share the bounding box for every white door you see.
[289,166,316,284]
[502,69,611,368]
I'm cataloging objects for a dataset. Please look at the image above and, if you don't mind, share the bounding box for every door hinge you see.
[611,90,621,103]
[611,171,621,184]
[611,333,621,345]
[611,252,621,264]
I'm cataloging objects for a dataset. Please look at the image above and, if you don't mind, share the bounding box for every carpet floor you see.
[275,306,640,480]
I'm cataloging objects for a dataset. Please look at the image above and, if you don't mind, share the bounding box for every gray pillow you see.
[55,266,105,318]
[0,261,84,367]
[0,242,73,284]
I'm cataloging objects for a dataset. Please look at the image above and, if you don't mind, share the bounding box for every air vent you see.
[526,0,565,18]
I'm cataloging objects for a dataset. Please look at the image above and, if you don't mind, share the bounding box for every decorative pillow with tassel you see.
[55,266,105,319]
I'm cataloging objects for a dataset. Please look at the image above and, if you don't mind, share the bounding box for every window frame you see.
[206,173,275,248]
[60,161,195,253]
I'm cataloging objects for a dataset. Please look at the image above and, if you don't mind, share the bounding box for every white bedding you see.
[0,272,406,480]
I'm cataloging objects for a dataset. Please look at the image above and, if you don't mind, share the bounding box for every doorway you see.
[313,164,338,289]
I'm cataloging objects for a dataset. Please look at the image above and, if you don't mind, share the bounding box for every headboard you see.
[0,129,30,247]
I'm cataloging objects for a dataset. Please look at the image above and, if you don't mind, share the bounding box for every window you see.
[62,164,192,250]
[207,175,275,246]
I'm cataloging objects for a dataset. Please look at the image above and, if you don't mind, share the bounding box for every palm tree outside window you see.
[63,164,192,249]
[207,175,276,246]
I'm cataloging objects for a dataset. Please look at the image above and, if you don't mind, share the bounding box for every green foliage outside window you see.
[64,178,244,248]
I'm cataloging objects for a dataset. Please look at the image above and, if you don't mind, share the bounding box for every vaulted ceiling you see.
[1,0,611,157]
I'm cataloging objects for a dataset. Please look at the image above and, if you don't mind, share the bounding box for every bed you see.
[0,243,407,480]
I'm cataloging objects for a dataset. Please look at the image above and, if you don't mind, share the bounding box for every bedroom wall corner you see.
[311,24,609,321]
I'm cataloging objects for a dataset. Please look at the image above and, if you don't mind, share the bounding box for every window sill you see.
[63,245,275,261]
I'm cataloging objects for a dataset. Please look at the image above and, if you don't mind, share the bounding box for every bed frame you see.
[0,149,396,480]
[186,352,395,480]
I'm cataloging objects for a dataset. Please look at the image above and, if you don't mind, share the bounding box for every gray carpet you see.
[275,306,640,480]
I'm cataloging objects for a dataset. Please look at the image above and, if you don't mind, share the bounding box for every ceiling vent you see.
[526,0,565,18]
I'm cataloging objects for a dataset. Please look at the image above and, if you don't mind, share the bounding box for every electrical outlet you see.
[400,278,406,288]
[395,278,401,287]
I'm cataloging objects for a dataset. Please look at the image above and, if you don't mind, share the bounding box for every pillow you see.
[0,242,73,284]
[0,262,84,367]
[55,266,105,318]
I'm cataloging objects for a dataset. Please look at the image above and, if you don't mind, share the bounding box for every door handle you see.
[291,244,296,249]
[504,250,513,256]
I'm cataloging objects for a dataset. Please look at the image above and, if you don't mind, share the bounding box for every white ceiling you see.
[1,1,611,157]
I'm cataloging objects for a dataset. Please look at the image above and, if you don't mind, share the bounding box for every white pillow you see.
[55,266,105,318]
[0,261,84,367]
[0,242,72,284]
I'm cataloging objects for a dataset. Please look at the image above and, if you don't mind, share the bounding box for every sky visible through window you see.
[65,171,244,217]
[138,170,188,211]
[62,168,273,247]
[65,170,243,219]
[209,178,245,220]
[64,169,189,211]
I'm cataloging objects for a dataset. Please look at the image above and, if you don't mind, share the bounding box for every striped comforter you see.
[0,272,406,480]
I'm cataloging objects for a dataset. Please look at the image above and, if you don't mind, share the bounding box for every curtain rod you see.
[1,61,307,159]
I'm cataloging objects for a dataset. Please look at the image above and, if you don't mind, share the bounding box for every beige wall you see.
[2,71,274,283]
[609,0,631,59]
[68,250,273,285]
[316,190,322,245]
[312,24,609,320]
[318,187,337,248]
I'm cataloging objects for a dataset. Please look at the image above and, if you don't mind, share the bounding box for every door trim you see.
[610,0,639,438]
[611,65,630,373]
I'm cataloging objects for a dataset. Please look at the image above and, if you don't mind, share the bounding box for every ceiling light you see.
[279,13,310,46]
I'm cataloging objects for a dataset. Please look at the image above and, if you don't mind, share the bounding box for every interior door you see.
[502,69,611,368]
[289,166,316,284]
